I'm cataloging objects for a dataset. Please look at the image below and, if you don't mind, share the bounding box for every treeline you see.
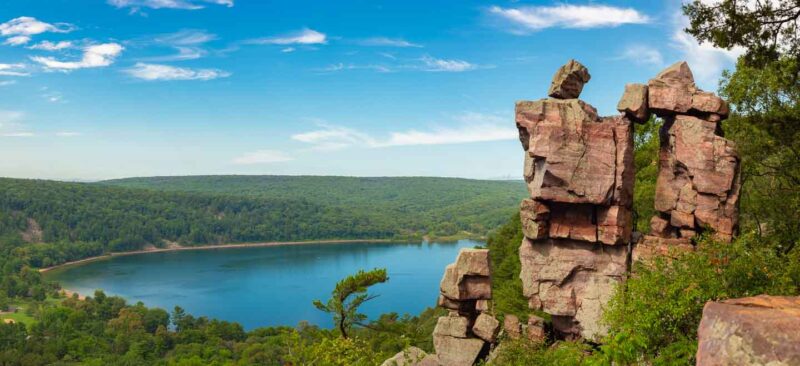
[0,177,525,268]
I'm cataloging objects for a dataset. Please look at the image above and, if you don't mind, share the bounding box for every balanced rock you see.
[696,295,800,366]
[648,61,729,120]
[519,238,628,341]
[548,59,591,99]
[381,347,439,366]
[440,249,492,302]
[617,83,650,122]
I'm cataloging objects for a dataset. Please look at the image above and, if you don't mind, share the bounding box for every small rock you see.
[472,313,500,343]
[617,83,650,122]
[381,347,438,366]
[476,300,489,313]
[520,199,549,240]
[503,315,522,340]
[433,334,485,366]
[526,315,546,343]
[547,59,591,99]
[433,315,469,338]
[649,216,671,237]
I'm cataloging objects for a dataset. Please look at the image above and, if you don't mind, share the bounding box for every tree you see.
[313,268,389,339]
[684,0,800,66]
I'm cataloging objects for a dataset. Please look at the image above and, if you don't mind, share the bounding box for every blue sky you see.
[0,0,742,180]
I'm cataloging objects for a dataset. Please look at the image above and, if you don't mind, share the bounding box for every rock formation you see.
[516,59,634,341]
[643,61,740,243]
[427,249,496,365]
[696,295,800,366]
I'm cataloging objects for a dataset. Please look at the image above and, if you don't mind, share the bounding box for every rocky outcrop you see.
[646,62,740,243]
[696,295,800,366]
[516,60,634,341]
[428,249,495,366]
[381,347,439,366]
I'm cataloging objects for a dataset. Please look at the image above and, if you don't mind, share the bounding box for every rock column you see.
[515,60,634,341]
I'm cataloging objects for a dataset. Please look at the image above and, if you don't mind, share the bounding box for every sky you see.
[0,0,742,181]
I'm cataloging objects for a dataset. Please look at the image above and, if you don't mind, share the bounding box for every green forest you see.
[0,1,799,365]
[0,176,525,268]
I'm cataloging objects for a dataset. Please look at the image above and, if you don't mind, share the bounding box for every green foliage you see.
[486,213,529,320]
[598,234,800,365]
[632,117,660,232]
[489,339,591,366]
[313,268,389,339]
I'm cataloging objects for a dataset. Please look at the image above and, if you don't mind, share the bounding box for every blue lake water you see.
[46,240,480,329]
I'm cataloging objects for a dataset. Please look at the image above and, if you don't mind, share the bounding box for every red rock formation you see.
[696,295,800,366]
[646,62,740,242]
[516,60,634,341]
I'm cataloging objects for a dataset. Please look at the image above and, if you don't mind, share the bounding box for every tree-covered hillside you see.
[0,176,525,267]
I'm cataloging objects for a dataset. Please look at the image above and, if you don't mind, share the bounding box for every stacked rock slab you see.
[516,60,634,341]
[640,61,740,243]
[432,248,497,366]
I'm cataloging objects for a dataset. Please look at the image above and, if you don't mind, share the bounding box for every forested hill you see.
[0,176,525,266]
[100,175,527,237]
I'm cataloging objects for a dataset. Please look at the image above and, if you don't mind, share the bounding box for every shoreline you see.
[38,238,409,273]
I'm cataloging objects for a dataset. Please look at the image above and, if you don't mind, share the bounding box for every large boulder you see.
[433,315,486,366]
[519,238,628,341]
[548,59,591,99]
[440,249,492,301]
[648,61,729,120]
[472,313,500,343]
[696,295,800,366]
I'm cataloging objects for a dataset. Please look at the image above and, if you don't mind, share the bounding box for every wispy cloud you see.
[292,112,515,151]
[108,0,233,11]
[55,131,81,137]
[142,29,217,61]
[420,55,478,72]
[489,4,649,33]
[31,43,123,71]
[232,150,293,165]
[245,28,327,45]
[355,37,422,48]
[0,63,29,76]
[0,17,74,45]
[28,40,73,51]
[281,47,295,53]
[614,44,664,66]
[41,87,64,103]
[0,80,17,86]
[0,110,34,137]
[669,10,743,85]
[125,62,230,81]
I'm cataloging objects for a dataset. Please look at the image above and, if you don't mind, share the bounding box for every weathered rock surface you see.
[632,235,694,265]
[440,249,492,302]
[502,315,521,340]
[696,295,800,366]
[548,59,591,99]
[472,313,500,343]
[526,315,546,343]
[617,83,650,122]
[519,238,628,340]
[381,347,439,366]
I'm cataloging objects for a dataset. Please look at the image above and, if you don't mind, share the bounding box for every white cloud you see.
[0,110,33,137]
[356,37,422,48]
[0,17,74,45]
[669,6,744,86]
[125,62,230,81]
[0,63,29,76]
[232,150,293,165]
[0,80,17,86]
[292,112,515,150]
[31,43,124,71]
[489,4,650,32]
[281,47,295,53]
[145,29,217,61]
[246,28,327,45]
[615,45,664,66]
[420,56,477,72]
[28,40,73,50]
[108,0,233,10]
[55,131,81,137]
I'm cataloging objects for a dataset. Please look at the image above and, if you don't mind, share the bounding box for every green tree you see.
[313,268,389,339]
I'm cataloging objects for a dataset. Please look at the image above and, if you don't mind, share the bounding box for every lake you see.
[45,240,480,329]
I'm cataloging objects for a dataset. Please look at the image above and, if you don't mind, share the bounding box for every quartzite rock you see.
[472,313,500,343]
[380,347,439,366]
[519,238,628,341]
[432,335,485,366]
[632,235,694,265]
[526,315,546,343]
[696,295,800,366]
[647,61,729,120]
[502,315,522,340]
[617,83,650,122]
[440,249,492,301]
[548,59,591,99]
